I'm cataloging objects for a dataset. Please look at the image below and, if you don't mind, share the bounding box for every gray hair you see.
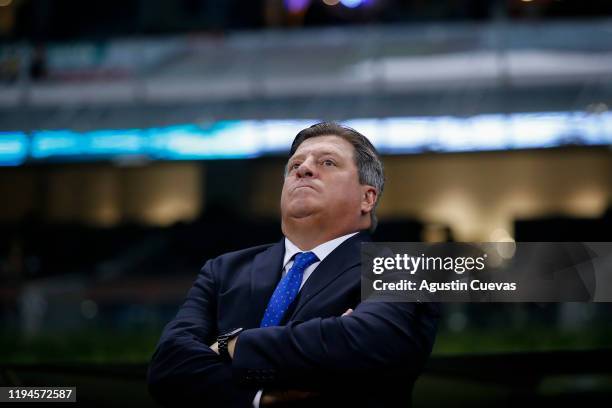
[288,122,385,233]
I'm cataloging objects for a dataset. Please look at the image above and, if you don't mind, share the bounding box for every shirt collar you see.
[283,232,359,269]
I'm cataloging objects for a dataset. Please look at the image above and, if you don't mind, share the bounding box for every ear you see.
[360,185,377,215]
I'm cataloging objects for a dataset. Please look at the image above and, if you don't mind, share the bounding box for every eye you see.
[322,159,336,167]
[289,162,301,170]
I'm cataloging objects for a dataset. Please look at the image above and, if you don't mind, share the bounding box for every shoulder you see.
[201,242,279,273]
[212,243,277,263]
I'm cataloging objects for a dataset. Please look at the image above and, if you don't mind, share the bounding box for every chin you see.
[285,202,320,219]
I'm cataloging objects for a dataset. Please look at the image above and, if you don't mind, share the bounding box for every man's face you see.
[280,135,368,229]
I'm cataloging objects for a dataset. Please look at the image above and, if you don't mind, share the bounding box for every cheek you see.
[281,177,294,193]
[333,181,363,204]
[280,182,290,204]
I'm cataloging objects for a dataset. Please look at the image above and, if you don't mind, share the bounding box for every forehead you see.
[291,135,354,158]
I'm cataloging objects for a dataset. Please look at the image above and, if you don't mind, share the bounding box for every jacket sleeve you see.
[147,259,257,407]
[232,301,439,389]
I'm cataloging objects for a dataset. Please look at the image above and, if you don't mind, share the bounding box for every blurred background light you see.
[340,0,364,8]
[285,0,311,13]
[10,112,612,165]
[31,130,84,159]
[0,132,27,166]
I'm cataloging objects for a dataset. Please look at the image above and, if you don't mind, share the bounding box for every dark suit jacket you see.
[148,231,439,407]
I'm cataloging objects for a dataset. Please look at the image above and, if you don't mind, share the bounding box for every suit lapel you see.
[289,231,371,318]
[249,239,285,327]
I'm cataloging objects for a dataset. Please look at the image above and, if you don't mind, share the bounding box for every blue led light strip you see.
[1,112,611,166]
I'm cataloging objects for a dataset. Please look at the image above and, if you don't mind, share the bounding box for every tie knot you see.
[294,251,319,268]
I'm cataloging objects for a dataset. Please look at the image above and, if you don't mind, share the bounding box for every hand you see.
[342,308,353,316]
[209,338,237,357]
[228,337,237,357]
[261,389,319,407]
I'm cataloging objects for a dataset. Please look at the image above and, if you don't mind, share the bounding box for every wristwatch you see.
[217,327,243,360]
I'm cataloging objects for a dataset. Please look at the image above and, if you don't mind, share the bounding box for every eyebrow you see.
[288,150,342,161]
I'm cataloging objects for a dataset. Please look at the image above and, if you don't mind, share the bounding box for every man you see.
[148,122,439,407]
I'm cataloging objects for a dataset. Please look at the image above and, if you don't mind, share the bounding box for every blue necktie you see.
[260,251,319,327]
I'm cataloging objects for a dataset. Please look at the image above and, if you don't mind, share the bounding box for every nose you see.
[296,157,315,178]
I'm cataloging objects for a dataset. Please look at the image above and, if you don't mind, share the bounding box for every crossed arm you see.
[209,308,354,406]
[147,260,259,407]
[147,260,439,406]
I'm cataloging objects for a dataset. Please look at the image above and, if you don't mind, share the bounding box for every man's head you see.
[280,122,384,243]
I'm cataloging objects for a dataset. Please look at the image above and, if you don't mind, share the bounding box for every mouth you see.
[292,184,317,192]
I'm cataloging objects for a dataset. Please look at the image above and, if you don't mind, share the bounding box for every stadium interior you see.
[1,0,611,406]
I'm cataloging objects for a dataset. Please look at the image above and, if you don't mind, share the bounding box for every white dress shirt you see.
[252,231,359,408]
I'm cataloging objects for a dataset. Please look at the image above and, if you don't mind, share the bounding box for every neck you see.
[282,215,365,251]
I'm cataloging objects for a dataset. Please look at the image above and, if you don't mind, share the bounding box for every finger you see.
[342,308,353,316]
